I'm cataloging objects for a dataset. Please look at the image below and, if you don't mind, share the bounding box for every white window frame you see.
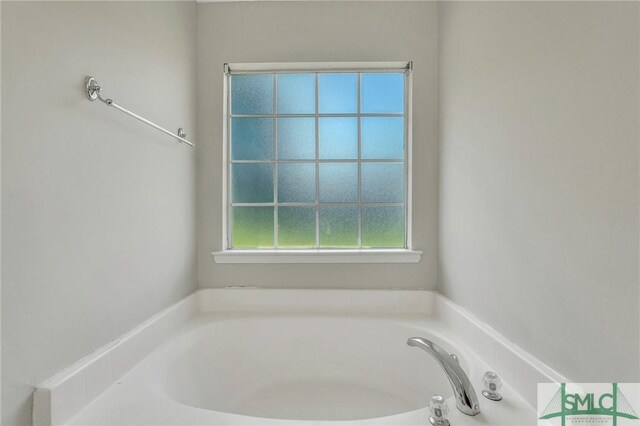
[213,62,422,264]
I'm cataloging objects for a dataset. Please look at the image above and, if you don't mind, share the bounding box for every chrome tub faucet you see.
[407,337,481,416]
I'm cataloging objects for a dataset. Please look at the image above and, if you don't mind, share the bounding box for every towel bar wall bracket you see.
[85,76,194,147]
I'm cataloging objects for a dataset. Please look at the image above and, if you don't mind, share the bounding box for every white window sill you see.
[212,249,422,264]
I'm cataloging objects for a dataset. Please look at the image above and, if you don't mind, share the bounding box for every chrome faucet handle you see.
[428,395,450,426]
[407,337,481,416]
[482,371,503,401]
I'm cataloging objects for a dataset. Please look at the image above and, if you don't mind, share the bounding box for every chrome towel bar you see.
[85,77,194,147]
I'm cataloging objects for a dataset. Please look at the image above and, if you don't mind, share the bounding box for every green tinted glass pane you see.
[231,118,273,160]
[232,207,274,248]
[361,163,404,203]
[361,117,404,160]
[362,206,405,248]
[278,118,315,160]
[232,163,274,203]
[319,74,357,113]
[278,163,315,202]
[319,117,357,160]
[319,163,358,202]
[361,73,404,113]
[231,74,273,115]
[278,207,316,248]
[319,205,358,248]
[277,74,315,114]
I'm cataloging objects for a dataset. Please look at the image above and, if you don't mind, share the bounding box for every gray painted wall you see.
[2,2,639,424]
[196,2,438,289]
[438,1,639,382]
[1,2,197,424]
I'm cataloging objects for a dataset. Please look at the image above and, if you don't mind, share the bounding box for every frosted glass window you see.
[277,74,315,114]
[319,117,358,159]
[362,206,405,248]
[278,163,315,202]
[319,163,358,202]
[231,74,273,115]
[232,163,274,203]
[278,118,315,160]
[232,207,274,248]
[362,163,404,203]
[319,74,357,113]
[227,66,409,250]
[361,117,404,160]
[319,206,358,247]
[361,73,404,113]
[278,207,316,248]
[231,118,274,160]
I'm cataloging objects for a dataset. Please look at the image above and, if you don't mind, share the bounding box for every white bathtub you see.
[35,290,564,425]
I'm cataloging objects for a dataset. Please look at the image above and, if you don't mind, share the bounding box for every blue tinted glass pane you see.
[278,163,316,202]
[362,206,405,248]
[319,206,358,247]
[231,118,273,160]
[319,163,358,202]
[278,118,315,160]
[231,74,273,115]
[232,163,274,203]
[278,206,316,248]
[319,117,357,159]
[319,74,357,113]
[277,74,315,114]
[232,207,274,248]
[361,73,404,113]
[361,117,404,160]
[361,163,404,202]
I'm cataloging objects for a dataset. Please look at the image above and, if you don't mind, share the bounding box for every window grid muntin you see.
[227,70,408,249]
[357,73,362,248]
[314,74,320,246]
[233,202,405,207]
[273,74,279,247]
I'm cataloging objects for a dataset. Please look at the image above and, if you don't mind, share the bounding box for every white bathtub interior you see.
[147,317,457,421]
[34,289,565,426]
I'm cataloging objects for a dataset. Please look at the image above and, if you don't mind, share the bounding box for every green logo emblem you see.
[540,383,638,425]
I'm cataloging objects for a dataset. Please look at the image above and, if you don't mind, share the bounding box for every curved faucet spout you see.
[407,337,481,416]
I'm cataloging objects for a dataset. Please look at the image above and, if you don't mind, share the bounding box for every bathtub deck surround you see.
[33,289,565,426]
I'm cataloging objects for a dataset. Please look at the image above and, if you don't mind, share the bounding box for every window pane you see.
[228,68,410,251]
[278,163,316,202]
[232,207,274,248]
[361,117,404,160]
[277,74,315,114]
[361,163,404,203]
[362,206,405,248]
[231,74,273,115]
[278,206,316,248]
[278,118,315,160]
[319,205,358,247]
[319,117,357,160]
[319,163,358,202]
[361,73,404,114]
[231,118,273,160]
[232,163,274,203]
[319,74,357,114]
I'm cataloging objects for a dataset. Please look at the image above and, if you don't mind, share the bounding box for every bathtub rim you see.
[32,288,568,426]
